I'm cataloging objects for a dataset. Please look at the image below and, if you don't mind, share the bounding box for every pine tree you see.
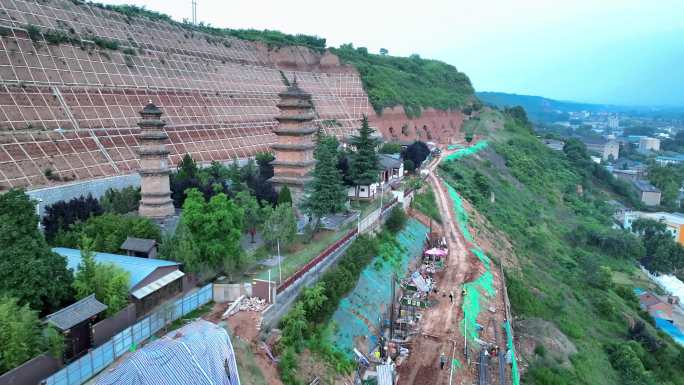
[0,190,74,314]
[349,115,380,186]
[277,186,293,206]
[302,132,347,226]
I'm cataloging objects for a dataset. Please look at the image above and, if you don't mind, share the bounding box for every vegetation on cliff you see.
[440,109,684,385]
[331,44,475,117]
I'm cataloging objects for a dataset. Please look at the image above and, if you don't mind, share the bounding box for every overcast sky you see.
[101,0,684,107]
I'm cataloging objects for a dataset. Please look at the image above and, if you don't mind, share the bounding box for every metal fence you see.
[43,284,213,385]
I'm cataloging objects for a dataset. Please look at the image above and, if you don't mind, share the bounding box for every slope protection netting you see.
[328,219,429,356]
[442,141,520,384]
[0,0,372,189]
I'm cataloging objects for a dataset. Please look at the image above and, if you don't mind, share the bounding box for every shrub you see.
[25,24,41,41]
[385,207,407,233]
[100,187,141,214]
[42,194,103,243]
[54,213,161,253]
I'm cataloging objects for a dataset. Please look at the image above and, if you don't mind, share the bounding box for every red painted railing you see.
[276,227,358,294]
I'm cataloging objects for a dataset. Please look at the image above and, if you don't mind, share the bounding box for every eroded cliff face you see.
[0,0,463,190]
[369,106,465,145]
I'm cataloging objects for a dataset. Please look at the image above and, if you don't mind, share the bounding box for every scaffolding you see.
[0,0,372,189]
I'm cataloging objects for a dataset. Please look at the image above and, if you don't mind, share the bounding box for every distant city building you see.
[608,115,620,129]
[656,155,684,166]
[581,138,619,161]
[624,211,684,245]
[638,137,661,153]
[611,168,640,182]
[632,180,662,206]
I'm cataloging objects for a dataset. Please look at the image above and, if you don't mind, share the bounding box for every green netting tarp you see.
[328,219,429,356]
[505,321,521,385]
[444,141,488,161]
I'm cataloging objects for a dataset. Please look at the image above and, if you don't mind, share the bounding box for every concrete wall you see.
[261,234,356,330]
[27,174,140,218]
[92,303,137,347]
[0,353,60,385]
[260,200,401,330]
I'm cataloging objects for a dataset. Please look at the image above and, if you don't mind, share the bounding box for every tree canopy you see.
[404,141,431,169]
[182,188,244,271]
[348,116,380,186]
[0,190,73,313]
[262,203,298,251]
[302,132,348,222]
[0,297,50,373]
[42,194,103,243]
[72,242,130,316]
[54,213,161,254]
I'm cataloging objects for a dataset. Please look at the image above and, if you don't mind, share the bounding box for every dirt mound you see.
[516,318,577,367]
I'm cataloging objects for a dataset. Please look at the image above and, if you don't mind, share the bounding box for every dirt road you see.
[398,147,477,385]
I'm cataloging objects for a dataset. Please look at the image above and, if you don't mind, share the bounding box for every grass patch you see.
[232,336,268,385]
[161,301,214,334]
[411,185,441,223]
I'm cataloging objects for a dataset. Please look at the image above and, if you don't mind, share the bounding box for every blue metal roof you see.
[53,247,179,289]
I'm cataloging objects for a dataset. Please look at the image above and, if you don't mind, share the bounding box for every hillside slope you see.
[0,0,472,190]
[440,109,684,385]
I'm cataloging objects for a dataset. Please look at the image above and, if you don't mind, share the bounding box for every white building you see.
[348,154,404,200]
[638,137,661,153]
[608,116,620,129]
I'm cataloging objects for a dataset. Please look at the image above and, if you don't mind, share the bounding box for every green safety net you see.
[447,144,463,150]
[444,140,488,162]
[443,140,519,383]
[505,320,521,385]
[328,219,429,356]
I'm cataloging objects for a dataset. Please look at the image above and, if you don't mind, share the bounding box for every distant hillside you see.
[477,91,684,123]
[476,92,608,123]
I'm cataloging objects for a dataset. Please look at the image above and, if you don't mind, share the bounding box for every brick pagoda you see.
[137,102,175,219]
[269,80,317,205]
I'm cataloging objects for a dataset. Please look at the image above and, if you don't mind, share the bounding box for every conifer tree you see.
[277,186,293,206]
[302,131,347,227]
[349,115,380,186]
[0,190,73,314]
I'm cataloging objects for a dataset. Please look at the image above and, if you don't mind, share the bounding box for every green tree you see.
[647,163,684,209]
[385,206,407,233]
[379,48,388,55]
[0,296,45,372]
[280,302,307,352]
[72,241,131,316]
[182,188,244,272]
[301,282,328,323]
[348,116,380,186]
[0,190,73,313]
[403,159,416,173]
[380,142,402,154]
[100,187,141,214]
[158,222,202,273]
[235,191,263,243]
[55,213,161,253]
[302,132,348,225]
[263,203,297,251]
[277,185,293,206]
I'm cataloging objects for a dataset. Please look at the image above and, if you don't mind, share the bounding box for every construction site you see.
[0,1,521,385]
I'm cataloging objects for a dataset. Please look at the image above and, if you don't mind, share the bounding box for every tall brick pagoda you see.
[137,102,174,219]
[269,79,317,205]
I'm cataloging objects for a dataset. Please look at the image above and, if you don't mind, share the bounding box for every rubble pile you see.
[238,297,266,312]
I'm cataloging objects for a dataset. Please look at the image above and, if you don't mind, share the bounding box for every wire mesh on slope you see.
[328,219,429,356]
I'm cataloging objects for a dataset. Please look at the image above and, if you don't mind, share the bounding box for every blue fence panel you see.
[43,284,214,385]
[91,341,114,373]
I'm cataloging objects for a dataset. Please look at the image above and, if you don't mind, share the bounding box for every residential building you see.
[348,154,405,200]
[581,138,619,161]
[656,154,684,166]
[624,211,684,245]
[638,137,661,153]
[632,180,662,206]
[54,247,185,315]
[638,291,678,322]
[608,115,620,129]
[611,168,640,182]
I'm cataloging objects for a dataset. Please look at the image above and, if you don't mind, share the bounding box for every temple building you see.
[269,80,317,205]
[137,102,175,219]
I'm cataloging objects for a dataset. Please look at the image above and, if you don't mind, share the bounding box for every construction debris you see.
[239,297,266,312]
[222,296,266,319]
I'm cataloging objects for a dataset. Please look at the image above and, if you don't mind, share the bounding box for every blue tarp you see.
[655,317,684,346]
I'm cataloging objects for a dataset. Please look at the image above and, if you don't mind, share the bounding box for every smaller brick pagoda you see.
[269,79,317,205]
[137,102,174,219]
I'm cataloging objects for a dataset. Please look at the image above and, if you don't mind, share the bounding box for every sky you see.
[100,0,684,107]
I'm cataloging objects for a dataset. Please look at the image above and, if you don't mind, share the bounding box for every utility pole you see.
[277,239,282,285]
[191,0,197,25]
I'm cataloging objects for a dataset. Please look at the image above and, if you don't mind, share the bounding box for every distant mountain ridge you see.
[476,91,684,123]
